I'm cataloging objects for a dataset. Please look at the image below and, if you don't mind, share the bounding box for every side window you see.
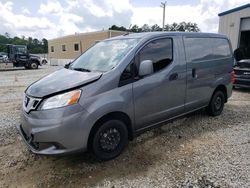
[212,39,231,58]
[74,43,79,51]
[184,37,231,62]
[62,45,66,52]
[138,38,173,73]
[119,62,134,87]
[16,47,27,54]
[184,38,213,62]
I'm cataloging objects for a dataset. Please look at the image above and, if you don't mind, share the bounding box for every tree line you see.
[0,33,48,54]
[0,22,200,54]
[109,22,200,32]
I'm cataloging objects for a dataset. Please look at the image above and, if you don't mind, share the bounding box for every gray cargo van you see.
[17,32,234,160]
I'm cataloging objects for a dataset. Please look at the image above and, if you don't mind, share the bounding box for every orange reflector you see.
[68,90,81,105]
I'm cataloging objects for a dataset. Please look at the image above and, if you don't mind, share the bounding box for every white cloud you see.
[38,1,63,15]
[82,0,113,17]
[131,0,250,32]
[58,13,84,35]
[21,7,31,15]
[0,1,56,39]
[0,0,250,39]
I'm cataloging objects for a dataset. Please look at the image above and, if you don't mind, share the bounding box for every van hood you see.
[26,68,102,98]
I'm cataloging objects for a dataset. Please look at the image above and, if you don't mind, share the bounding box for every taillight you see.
[231,70,235,84]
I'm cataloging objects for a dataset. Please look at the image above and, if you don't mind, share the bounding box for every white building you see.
[218,3,250,51]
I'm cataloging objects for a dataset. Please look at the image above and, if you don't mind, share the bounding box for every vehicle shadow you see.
[0,68,25,72]
[28,106,243,187]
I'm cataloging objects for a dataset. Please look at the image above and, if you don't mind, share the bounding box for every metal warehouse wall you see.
[48,30,127,60]
[219,7,250,50]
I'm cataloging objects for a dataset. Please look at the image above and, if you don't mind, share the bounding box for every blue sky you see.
[0,0,249,39]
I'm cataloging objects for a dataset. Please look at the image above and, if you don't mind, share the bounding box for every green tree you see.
[109,25,127,31]
[151,24,162,31]
[42,38,48,53]
[0,34,48,54]
[165,22,200,32]
[130,25,142,33]
[141,24,151,32]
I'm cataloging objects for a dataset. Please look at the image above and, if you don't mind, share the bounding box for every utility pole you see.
[160,1,167,31]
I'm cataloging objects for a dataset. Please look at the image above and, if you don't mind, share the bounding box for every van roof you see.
[109,32,228,40]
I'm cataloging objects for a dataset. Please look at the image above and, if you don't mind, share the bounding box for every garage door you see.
[241,18,250,31]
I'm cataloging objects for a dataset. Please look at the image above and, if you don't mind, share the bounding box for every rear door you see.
[184,37,232,111]
[184,37,214,111]
[133,36,186,130]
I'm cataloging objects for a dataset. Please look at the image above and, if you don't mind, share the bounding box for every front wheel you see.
[91,119,128,161]
[207,90,225,116]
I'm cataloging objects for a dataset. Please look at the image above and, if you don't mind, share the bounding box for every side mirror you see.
[139,60,153,77]
[64,61,72,68]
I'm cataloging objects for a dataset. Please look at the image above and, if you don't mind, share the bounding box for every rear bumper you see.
[234,77,250,88]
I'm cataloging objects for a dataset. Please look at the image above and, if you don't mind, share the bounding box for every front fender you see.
[80,84,134,130]
[29,58,41,66]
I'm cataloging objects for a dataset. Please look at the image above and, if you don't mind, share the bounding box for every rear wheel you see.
[207,90,225,116]
[91,119,128,161]
[30,62,38,69]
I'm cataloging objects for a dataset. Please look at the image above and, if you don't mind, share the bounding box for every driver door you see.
[133,37,186,131]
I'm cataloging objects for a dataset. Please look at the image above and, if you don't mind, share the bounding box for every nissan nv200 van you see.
[17,32,234,160]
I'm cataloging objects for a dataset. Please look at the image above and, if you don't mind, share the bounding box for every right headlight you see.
[41,90,81,110]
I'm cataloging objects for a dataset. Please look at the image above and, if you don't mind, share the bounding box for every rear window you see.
[184,37,231,62]
[212,39,231,58]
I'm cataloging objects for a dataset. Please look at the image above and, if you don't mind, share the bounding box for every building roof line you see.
[48,30,126,41]
[218,3,250,17]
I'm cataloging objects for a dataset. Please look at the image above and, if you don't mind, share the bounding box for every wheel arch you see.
[213,84,228,103]
[87,111,134,150]
[29,58,41,66]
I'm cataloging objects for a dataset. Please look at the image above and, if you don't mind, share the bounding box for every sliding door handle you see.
[192,68,197,78]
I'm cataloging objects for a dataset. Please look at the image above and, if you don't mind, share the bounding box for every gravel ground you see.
[0,66,249,188]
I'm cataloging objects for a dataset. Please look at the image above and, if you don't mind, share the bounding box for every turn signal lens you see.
[68,90,81,105]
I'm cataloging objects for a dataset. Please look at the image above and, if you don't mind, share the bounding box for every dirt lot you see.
[0,66,249,188]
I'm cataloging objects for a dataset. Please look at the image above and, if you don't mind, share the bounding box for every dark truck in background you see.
[0,45,42,69]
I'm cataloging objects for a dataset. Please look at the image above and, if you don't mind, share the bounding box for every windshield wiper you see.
[72,68,91,72]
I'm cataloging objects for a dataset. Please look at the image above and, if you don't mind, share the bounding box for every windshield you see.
[70,38,139,72]
[16,46,27,54]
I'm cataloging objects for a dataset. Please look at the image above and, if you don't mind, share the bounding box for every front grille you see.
[23,94,42,113]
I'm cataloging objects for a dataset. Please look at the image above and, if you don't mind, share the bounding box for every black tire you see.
[30,62,38,69]
[91,119,128,161]
[24,65,30,69]
[207,90,225,116]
